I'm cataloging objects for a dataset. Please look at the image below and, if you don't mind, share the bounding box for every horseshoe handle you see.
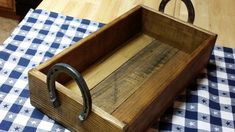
[47,63,92,122]
[159,0,195,23]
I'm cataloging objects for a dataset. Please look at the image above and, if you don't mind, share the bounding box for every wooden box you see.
[28,5,217,131]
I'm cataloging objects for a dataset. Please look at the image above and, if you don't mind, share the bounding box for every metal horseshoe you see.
[47,63,92,122]
[159,0,195,23]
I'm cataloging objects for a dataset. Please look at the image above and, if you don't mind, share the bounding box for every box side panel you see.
[39,7,143,84]
[112,36,216,131]
[28,70,124,132]
[142,7,211,53]
[111,51,189,130]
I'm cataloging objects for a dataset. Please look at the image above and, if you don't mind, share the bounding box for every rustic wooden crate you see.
[28,5,217,132]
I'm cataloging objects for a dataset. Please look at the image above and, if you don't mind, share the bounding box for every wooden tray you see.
[28,5,217,132]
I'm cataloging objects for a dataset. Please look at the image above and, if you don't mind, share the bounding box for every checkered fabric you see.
[153,46,235,132]
[0,9,234,132]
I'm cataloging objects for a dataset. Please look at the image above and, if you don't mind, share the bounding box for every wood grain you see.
[0,0,19,19]
[38,0,234,48]
[142,6,210,53]
[29,6,217,131]
[91,40,179,113]
[28,69,126,132]
[174,0,235,48]
[65,34,154,93]
[38,6,142,81]
[37,0,176,23]
[0,0,14,9]
[111,36,216,132]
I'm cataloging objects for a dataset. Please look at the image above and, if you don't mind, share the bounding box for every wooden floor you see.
[38,0,235,48]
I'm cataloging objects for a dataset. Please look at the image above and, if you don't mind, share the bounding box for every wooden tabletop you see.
[37,0,176,23]
[38,0,235,48]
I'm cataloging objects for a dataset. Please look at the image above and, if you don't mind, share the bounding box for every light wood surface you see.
[38,0,235,48]
[37,0,176,23]
[65,34,154,95]
[174,0,235,48]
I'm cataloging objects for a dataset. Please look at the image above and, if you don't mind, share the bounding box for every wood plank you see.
[28,69,126,132]
[110,50,189,130]
[65,34,154,93]
[38,6,142,80]
[91,40,179,113]
[111,35,216,131]
[142,7,211,53]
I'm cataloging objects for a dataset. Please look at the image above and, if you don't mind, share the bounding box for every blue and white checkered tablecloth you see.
[0,9,234,132]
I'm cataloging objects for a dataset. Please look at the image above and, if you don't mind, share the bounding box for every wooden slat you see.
[142,6,211,53]
[38,6,142,81]
[111,50,189,130]
[111,35,217,131]
[91,40,179,113]
[65,34,154,93]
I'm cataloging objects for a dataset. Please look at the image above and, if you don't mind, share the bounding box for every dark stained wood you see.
[142,7,211,53]
[39,6,142,83]
[91,40,179,113]
[112,36,217,132]
[0,7,20,20]
[28,69,126,132]
[29,5,217,131]
[0,0,20,20]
